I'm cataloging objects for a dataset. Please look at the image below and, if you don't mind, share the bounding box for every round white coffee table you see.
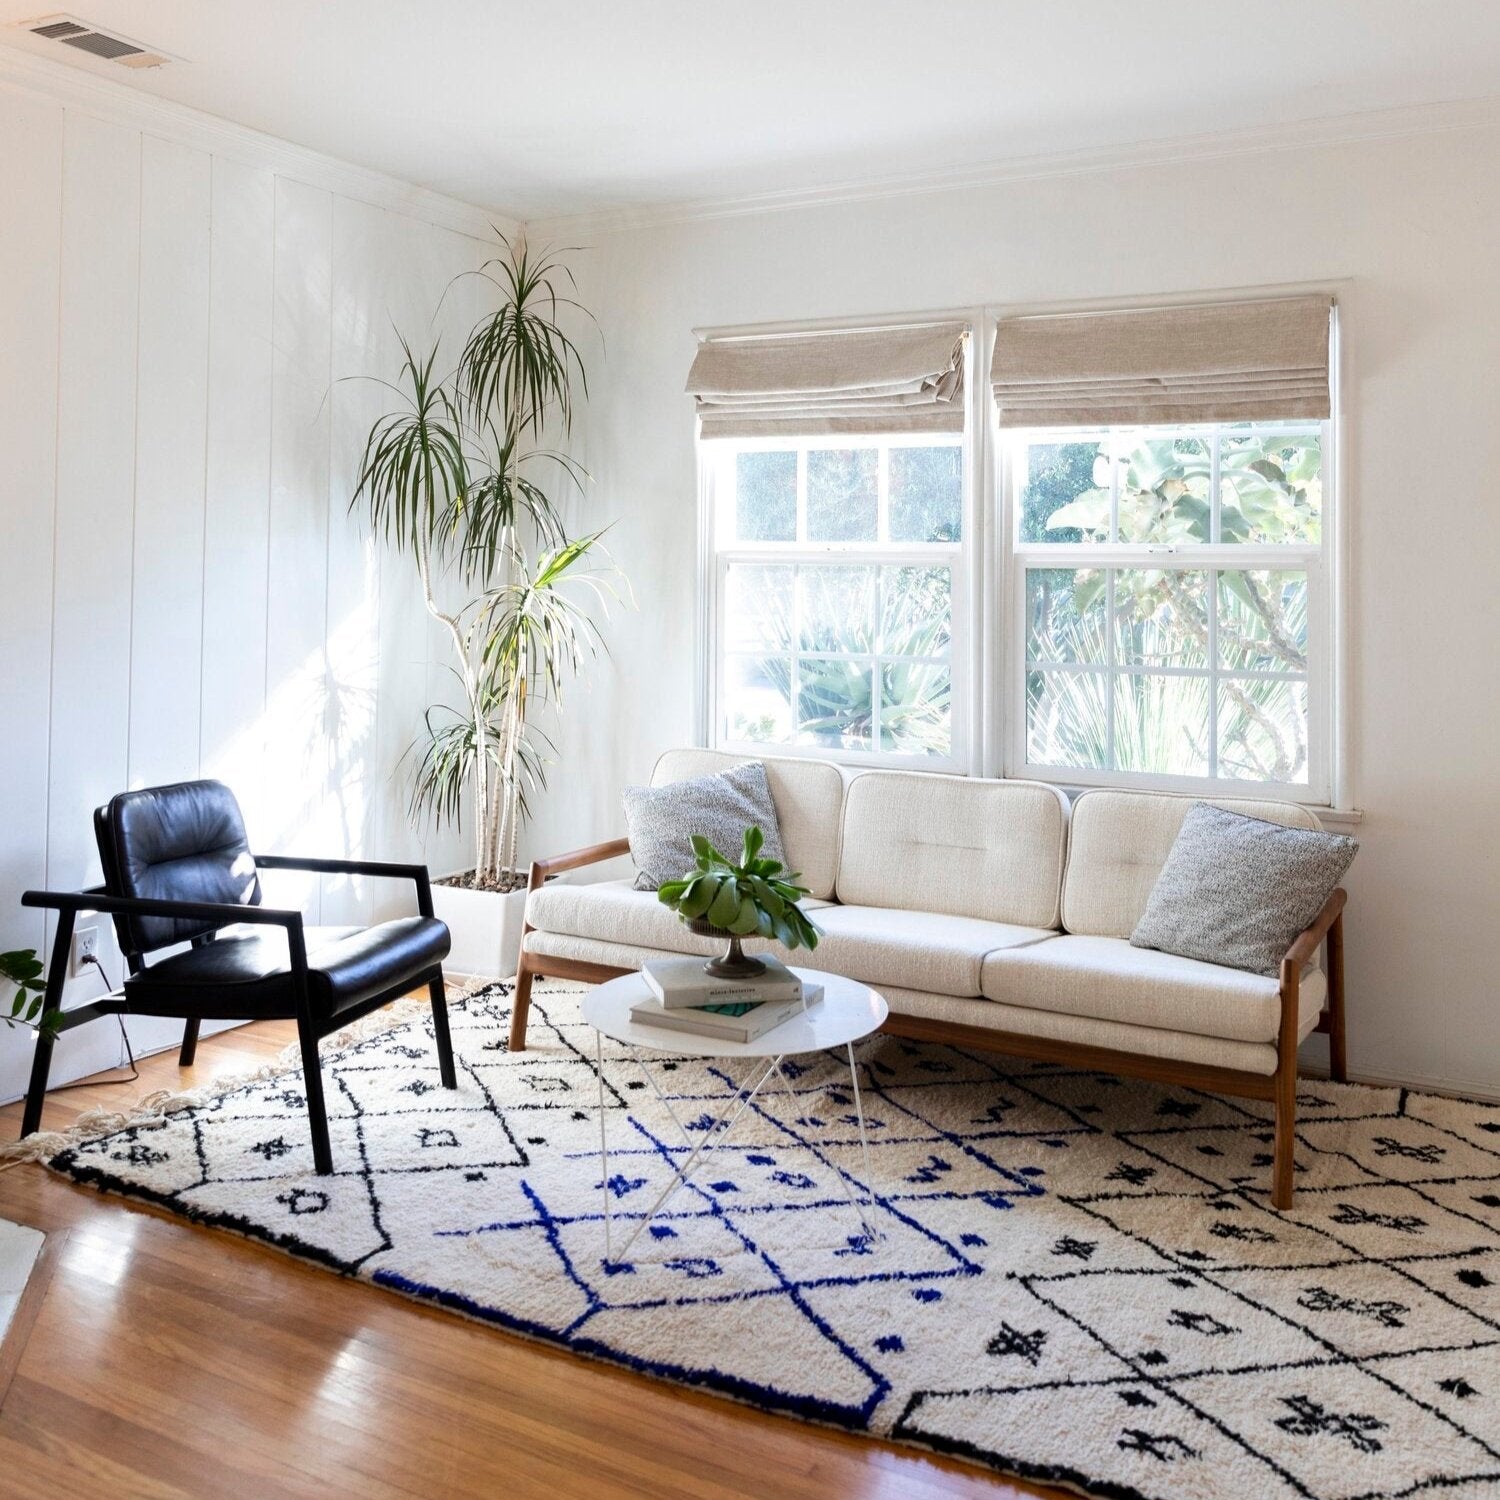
[581,968,888,1264]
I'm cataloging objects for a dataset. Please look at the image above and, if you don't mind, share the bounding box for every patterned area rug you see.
[40,981,1500,1500]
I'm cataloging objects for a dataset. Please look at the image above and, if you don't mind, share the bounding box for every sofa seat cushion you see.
[525,884,1053,997]
[980,933,1326,1044]
[876,984,1297,1076]
[808,905,1055,997]
[527,878,834,961]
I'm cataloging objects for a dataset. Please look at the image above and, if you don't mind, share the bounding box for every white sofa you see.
[511,749,1347,1207]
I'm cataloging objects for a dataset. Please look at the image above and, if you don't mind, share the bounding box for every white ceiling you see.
[4,0,1500,221]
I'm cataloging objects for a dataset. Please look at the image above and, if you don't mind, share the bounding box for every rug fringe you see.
[0,976,505,1163]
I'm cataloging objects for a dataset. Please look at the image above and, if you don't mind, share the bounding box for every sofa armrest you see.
[528,836,631,888]
[1281,887,1347,972]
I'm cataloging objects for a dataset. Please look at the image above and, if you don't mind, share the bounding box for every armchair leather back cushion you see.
[95,780,262,956]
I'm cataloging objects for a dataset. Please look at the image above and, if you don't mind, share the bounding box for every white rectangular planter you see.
[432,882,529,981]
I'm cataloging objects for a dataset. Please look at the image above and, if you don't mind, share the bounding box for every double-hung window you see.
[1005,421,1328,796]
[688,321,971,768]
[994,293,1337,803]
[707,435,964,761]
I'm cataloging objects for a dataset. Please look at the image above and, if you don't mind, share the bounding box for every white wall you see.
[0,76,503,1100]
[528,120,1500,1098]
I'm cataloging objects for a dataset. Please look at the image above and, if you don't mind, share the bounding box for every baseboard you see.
[1298,1062,1500,1106]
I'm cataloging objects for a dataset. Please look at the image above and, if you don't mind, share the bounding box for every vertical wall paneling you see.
[200,157,275,805]
[262,177,334,920]
[46,109,143,1083]
[0,93,63,1103]
[129,135,212,790]
[323,197,392,923]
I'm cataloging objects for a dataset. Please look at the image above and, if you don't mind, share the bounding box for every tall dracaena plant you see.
[354,237,615,889]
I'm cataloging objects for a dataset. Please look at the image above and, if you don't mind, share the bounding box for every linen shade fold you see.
[687,321,969,438]
[990,295,1332,428]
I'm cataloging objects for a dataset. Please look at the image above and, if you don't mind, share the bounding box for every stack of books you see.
[630,954,823,1042]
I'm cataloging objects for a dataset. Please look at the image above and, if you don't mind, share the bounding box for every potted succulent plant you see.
[656,827,821,979]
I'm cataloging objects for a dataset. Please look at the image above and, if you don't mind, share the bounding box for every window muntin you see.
[711,435,964,764]
[1009,422,1326,796]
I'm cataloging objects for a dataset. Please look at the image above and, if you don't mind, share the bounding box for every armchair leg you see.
[295,1016,335,1176]
[508,960,536,1054]
[20,1027,57,1139]
[429,974,457,1089]
[179,1018,201,1067]
[20,912,73,1139]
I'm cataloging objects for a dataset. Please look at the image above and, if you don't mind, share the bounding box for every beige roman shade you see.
[990,294,1332,428]
[687,321,969,438]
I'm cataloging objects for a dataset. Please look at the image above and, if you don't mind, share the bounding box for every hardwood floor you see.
[0,1016,1064,1500]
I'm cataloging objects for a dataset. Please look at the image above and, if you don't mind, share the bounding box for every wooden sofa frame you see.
[507,836,1347,1210]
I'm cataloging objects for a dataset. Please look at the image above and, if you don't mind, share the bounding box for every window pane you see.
[1020,438,1109,542]
[881,662,951,756]
[882,565,951,655]
[1218,677,1309,784]
[724,564,792,653]
[889,444,962,542]
[734,450,796,541]
[1114,673,1212,777]
[799,565,876,654]
[724,656,792,744]
[1116,434,1212,544]
[796,659,873,751]
[1027,669,1110,769]
[807,448,877,542]
[1218,570,1308,672]
[1114,569,1210,669]
[1219,431,1321,544]
[1025,568,1106,664]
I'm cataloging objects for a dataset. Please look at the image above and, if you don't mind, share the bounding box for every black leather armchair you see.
[20,780,456,1174]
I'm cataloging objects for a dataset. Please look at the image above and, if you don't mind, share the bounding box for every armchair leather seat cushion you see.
[122,917,450,1020]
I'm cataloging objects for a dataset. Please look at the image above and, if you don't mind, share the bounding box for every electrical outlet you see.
[71,924,98,977]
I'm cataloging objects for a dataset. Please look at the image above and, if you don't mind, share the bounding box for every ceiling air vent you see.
[20,14,173,68]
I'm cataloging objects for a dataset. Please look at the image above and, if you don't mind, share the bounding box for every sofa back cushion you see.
[835,772,1069,928]
[650,749,845,899]
[1062,789,1323,939]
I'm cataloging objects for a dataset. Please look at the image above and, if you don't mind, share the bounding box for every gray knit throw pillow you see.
[622,761,788,892]
[1130,803,1357,975]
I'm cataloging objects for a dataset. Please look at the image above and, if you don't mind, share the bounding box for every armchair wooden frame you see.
[508,837,1347,1210]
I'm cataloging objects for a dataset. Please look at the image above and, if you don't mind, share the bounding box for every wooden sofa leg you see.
[1273,958,1300,1209]
[179,1018,201,1067]
[1326,910,1347,1083]
[508,960,536,1054]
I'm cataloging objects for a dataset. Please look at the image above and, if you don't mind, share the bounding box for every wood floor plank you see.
[0,1015,1062,1500]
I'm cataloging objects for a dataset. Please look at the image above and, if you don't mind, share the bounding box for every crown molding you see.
[528,94,1500,239]
[0,41,514,241]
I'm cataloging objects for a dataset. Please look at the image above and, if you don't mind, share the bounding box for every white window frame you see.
[702,429,975,772]
[998,419,1334,804]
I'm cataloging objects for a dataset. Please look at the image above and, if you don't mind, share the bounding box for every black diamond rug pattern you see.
[39,981,1500,1500]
